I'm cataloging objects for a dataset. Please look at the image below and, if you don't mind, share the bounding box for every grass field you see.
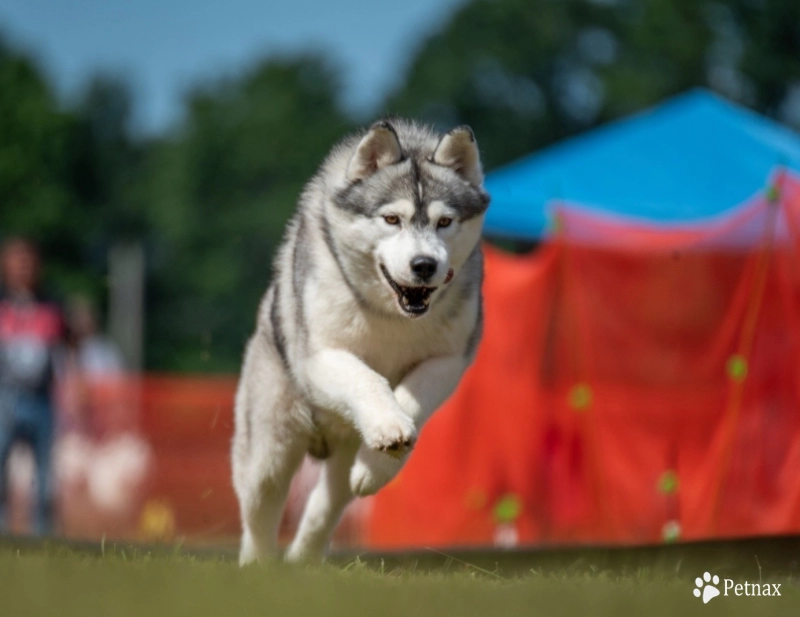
[1,536,798,616]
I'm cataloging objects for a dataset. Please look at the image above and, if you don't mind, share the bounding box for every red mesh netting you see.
[367,171,800,549]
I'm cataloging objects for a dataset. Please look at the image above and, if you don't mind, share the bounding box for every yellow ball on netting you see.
[726,354,748,382]
[658,470,680,495]
[765,184,780,204]
[493,494,522,524]
[569,383,592,411]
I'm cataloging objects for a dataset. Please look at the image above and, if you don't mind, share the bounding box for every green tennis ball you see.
[493,494,522,524]
[727,355,748,382]
[658,470,680,495]
[765,185,780,203]
[569,383,592,411]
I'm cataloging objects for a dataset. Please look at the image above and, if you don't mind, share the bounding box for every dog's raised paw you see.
[375,434,415,458]
[380,437,413,453]
[362,414,416,458]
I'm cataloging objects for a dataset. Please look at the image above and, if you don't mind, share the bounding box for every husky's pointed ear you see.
[433,126,483,186]
[346,121,403,182]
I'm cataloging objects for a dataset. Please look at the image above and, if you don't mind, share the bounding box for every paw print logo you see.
[693,572,721,604]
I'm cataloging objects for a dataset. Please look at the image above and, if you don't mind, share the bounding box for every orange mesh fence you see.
[47,172,800,548]
[367,171,800,549]
[51,375,239,543]
[138,376,240,541]
[54,375,368,546]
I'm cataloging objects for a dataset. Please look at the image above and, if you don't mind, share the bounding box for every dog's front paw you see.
[361,412,416,458]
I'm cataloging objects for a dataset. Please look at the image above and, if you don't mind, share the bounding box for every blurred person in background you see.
[0,237,65,535]
[58,295,124,436]
[56,294,150,540]
[66,296,123,379]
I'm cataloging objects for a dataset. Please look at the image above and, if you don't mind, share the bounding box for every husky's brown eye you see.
[383,215,400,225]
[437,217,453,229]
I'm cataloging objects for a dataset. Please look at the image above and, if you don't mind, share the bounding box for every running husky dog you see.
[232,119,490,564]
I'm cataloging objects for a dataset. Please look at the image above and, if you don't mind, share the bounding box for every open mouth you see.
[380,265,437,316]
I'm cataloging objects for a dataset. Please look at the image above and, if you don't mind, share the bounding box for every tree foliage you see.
[1,0,799,371]
[0,38,100,294]
[385,0,800,169]
[142,56,352,370]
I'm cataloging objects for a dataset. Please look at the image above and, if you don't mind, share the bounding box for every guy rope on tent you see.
[709,170,788,533]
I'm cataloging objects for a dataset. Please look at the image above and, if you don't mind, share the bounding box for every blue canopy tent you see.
[483,89,800,240]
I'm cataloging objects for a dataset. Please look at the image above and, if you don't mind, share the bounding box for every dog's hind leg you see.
[284,443,357,563]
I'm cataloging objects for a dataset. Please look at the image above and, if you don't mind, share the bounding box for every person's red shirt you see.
[0,290,65,395]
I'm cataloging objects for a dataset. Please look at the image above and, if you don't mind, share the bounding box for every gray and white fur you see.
[232,119,490,564]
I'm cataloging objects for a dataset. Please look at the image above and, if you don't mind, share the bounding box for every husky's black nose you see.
[410,256,438,281]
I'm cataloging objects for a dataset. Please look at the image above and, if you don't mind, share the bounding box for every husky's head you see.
[331,120,490,318]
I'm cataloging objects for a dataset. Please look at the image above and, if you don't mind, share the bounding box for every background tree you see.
[731,0,800,121]
[0,36,95,295]
[2,0,799,372]
[71,76,146,240]
[384,0,800,170]
[142,55,353,371]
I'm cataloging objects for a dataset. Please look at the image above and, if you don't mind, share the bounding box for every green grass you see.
[0,539,797,616]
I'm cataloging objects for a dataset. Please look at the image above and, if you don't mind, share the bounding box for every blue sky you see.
[0,0,463,134]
